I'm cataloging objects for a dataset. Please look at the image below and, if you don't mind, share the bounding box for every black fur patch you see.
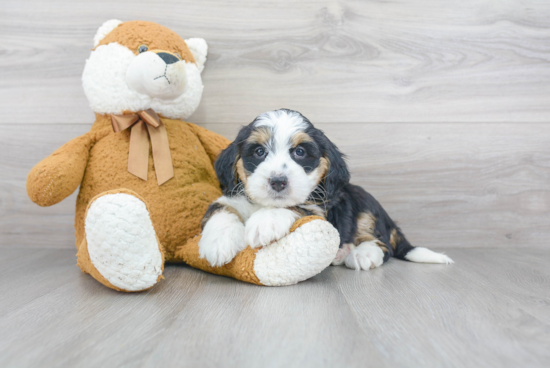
[215,124,254,196]
[242,142,267,173]
[290,141,320,174]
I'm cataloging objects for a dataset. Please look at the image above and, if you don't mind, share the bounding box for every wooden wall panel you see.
[1,0,549,249]
[1,0,550,124]
[0,125,90,247]
[2,123,549,249]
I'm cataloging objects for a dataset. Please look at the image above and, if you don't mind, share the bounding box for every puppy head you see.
[82,20,207,119]
[216,109,350,207]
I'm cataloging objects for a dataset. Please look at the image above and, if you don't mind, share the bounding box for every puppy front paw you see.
[245,208,300,248]
[344,241,384,271]
[199,211,246,267]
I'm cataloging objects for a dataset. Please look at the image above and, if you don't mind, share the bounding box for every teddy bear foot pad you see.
[84,191,164,292]
[253,218,340,286]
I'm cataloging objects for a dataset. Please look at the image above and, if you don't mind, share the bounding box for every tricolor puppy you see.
[199,109,453,269]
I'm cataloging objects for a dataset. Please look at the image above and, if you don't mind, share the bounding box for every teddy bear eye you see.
[138,45,148,53]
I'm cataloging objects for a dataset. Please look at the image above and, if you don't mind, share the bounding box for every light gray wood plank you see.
[0,251,384,368]
[332,248,550,368]
[0,248,76,316]
[455,248,550,323]
[0,261,204,368]
[0,248,549,367]
[139,270,384,368]
[3,122,549,249]
[0,124,90,247]
[0,246,38,263]
[0,182,78,248]
[1,0,550,124]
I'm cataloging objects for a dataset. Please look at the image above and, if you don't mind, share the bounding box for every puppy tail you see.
[391,228,454,264]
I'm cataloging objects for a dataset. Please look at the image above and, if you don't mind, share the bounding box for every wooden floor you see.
[0,247,548,368]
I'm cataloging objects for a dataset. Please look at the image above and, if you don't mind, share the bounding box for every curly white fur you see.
[185,38,208,73]
[85,193,163,291]
[254,219,340,286]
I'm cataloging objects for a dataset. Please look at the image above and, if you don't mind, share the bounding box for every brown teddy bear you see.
[26,20,340,292]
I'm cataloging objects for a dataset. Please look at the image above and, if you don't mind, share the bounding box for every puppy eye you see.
[294,147,306,158]
[254,147,266,158]
[138,45,148,53]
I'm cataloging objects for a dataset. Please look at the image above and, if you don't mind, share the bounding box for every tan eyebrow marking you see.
[291,131,314,147]
[247,127,272,146]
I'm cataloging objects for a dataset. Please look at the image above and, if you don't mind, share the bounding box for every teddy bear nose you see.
[157,52,179,65]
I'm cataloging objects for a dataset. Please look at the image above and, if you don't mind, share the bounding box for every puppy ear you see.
[214,142,239,195]
[323,137,350,198]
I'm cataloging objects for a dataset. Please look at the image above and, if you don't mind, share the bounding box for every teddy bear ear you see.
[93,19,123,47]
[185,38,208,73]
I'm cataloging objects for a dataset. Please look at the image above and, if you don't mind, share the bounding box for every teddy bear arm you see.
[186,123,231,164]
[27,133,93,207]
[175,216,340,286]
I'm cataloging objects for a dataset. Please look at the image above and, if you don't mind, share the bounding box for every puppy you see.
[199,109,453,270]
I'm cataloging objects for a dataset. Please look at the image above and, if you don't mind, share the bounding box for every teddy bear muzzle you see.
[125,50,187,100]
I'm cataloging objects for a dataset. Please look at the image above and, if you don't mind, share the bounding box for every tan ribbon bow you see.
[110,109,174,185]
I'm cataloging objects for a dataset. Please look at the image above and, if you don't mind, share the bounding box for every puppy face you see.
[216,109,349,208]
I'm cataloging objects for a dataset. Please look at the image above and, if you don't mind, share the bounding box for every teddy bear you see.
[26,20,340,292]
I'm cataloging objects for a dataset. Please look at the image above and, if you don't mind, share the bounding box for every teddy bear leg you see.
[76,189,164,292]
[176,216,340,286]
[252,217,340,286]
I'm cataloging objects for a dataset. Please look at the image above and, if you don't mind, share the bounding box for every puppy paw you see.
[245,208,300,248]
[332,243,354,266]
[199,211,246,267]
[344,241,384,271]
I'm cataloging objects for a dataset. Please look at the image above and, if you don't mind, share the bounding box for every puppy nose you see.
[157,52,179,65]
[269,176,288,192]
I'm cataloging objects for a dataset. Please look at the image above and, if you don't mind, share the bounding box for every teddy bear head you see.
[82,20,207,120]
